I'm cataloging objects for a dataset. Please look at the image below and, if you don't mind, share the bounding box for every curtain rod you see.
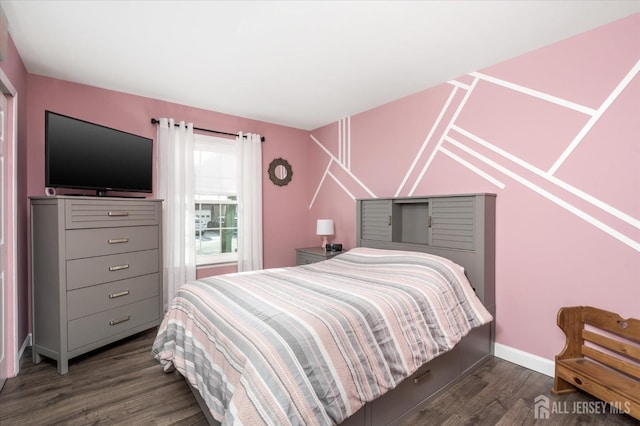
[150,118,265,142]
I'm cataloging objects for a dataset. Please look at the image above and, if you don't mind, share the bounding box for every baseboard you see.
[16,333,32,372]
[11,335,555,379]
[494,343,554,377]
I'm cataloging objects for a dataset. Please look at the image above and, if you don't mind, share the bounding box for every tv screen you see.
[45,111,153,195]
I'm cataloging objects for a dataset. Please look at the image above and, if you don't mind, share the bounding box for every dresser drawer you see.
[66,226,159,260]
[65,199,160,229]
[67,274,160,320]
[67,296,160,351]
[66,249,159,290]
[370,347,459,425]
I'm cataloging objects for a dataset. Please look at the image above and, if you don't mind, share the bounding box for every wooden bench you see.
[552,306,640,420]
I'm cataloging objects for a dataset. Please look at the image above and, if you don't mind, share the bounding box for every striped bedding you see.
[152,247,492,425]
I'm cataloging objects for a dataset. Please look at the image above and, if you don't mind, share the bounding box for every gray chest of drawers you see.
[30,196,163,374]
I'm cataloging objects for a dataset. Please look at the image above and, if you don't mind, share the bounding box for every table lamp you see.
[316,219,334,249]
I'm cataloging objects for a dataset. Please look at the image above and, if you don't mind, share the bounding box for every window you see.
[193,134,237,266]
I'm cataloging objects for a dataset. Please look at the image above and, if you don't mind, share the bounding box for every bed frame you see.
[188,193,496,425]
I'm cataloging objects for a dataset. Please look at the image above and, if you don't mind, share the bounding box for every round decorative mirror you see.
[268,158,293,186]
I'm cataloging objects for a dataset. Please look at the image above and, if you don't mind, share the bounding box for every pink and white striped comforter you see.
[152,247,492,425]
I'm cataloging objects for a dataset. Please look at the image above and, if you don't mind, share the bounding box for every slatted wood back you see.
[556,306,640,380]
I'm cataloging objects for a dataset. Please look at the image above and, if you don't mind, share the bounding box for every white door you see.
[0,92,8,383]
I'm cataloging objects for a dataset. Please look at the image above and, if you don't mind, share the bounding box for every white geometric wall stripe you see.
[395,85,461,197]
[470,71,598,115]
[407,77,480,197]
[308,133,375,208]
[547,60,640,175]
[308,62,639,252]
[438,146,506,189]
[443,133,640,252]
[338,117,351,170]
[471,61,640,175]
[450,125,640,232]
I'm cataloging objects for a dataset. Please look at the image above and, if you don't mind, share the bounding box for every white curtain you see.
[157,118,196,308]
[236,132,263,271]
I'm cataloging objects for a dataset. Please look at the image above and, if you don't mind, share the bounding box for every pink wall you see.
[26,75,311,269]
[308,14,640,361]
[23,76,311,338]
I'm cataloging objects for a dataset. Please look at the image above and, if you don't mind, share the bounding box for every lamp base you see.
[321,236,328,249]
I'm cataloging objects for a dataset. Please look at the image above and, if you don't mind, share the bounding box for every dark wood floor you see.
[0,328,637,425]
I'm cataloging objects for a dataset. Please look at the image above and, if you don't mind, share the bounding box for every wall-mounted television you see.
[45,111,153,196]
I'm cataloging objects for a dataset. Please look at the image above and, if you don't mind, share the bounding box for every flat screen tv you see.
[45,111,153,196]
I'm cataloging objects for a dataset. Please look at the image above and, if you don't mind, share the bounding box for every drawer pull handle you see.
[413,369,432,384]
[109,264,130,272]
[109,290,130,299]
[108,211,129,217]
[108,238,129,244]
[109,315,131,326]
[388,215,392,226]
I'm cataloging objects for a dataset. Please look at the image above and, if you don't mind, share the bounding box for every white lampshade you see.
[316,219,334,236]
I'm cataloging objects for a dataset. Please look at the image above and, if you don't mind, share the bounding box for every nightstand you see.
[296,247,342,265]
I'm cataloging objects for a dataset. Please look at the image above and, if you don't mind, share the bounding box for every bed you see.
[153,193,496,425]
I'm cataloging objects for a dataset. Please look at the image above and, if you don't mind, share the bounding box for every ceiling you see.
[2,1,639,131]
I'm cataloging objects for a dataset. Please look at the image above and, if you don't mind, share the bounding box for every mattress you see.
[152,247,493,425]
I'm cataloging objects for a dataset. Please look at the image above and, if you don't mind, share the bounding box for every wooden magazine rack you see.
[552,306,640,420]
